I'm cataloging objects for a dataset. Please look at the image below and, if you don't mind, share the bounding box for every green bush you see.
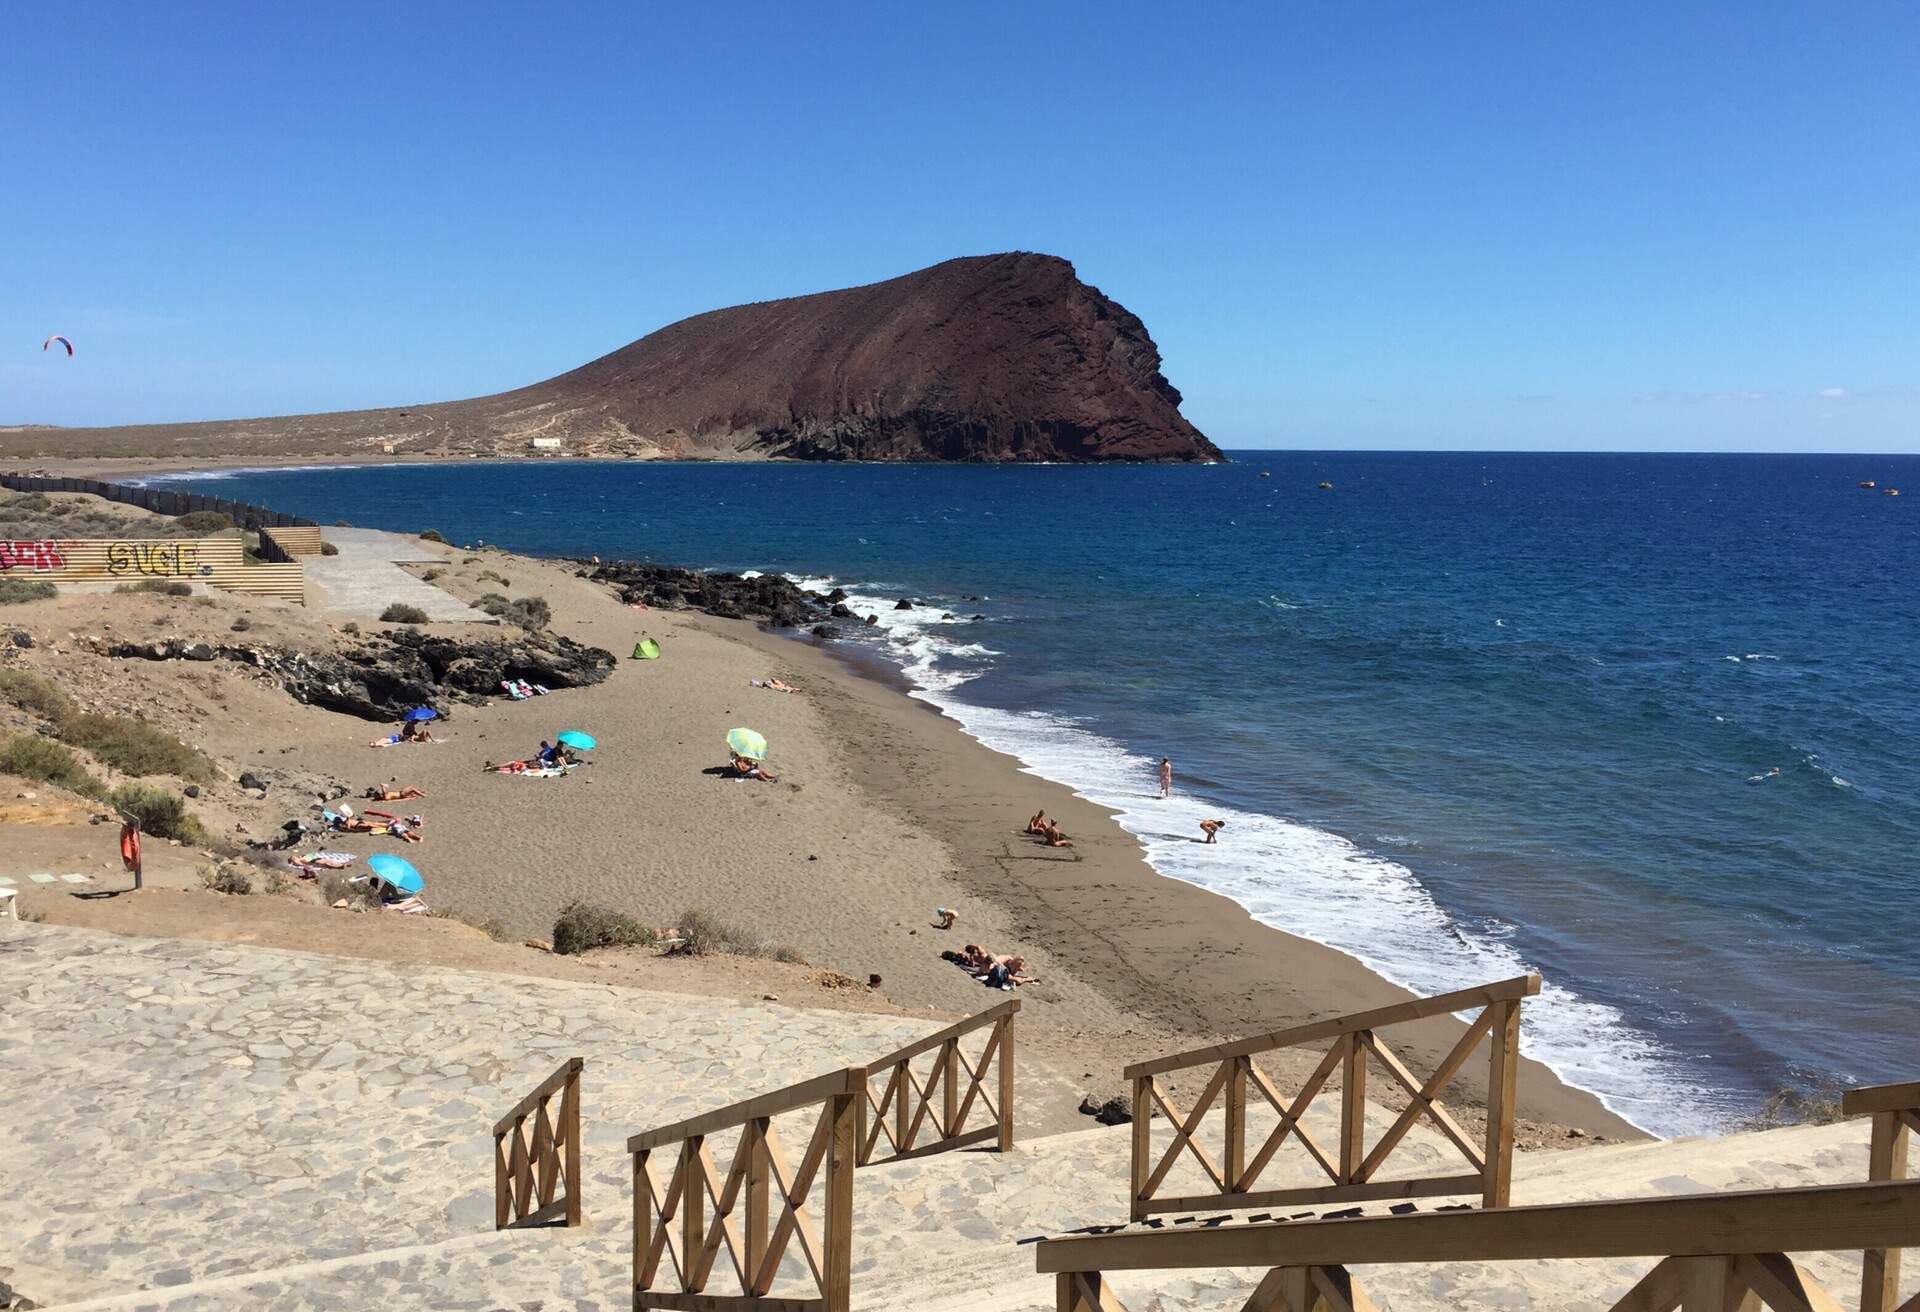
[0,578,56,605]
[381,603,430,624]
[476,592,550,629]
[0,668,76,722]
[0,734,106,798]
[111,782,210,845]
[65,711,215,780]
[200,863,252,895]
[419,528,446,543]
[174,511,235,533]
[552,902,654,955]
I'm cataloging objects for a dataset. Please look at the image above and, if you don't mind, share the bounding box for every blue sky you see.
[3,3,1916,452]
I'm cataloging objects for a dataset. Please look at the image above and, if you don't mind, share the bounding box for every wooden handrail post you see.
[943,1038,961,1139]
[1862,1107,1912,1312]
[493,1128,510,1229]
[823,1090,859,1312]
[631,1148,649,1296]
[562,1063,582,1227]
[1340,1033,1368,1184]
[1130,1074,1152,1222]
[745,1118,770,1295]
[681,1136,705,1294]
[1225,1055,1249,1194]
[895,1059,910,1154]
[998,1010,1017,1152]
[1482,1000,1521,1208]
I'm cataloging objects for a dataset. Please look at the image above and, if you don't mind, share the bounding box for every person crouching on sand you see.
[1025,809,1048,835]
[1199,818,1226,844]
[732,753,777,783]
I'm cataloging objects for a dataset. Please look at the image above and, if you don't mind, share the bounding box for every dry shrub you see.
[199,863,252,895]
[380,603,429,624]
[553,902,654,955]
[174,511,235,533]
[0,734,106,798]
[111,783,211,845]
[0,578,56,604]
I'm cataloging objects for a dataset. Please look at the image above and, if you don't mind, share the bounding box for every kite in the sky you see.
[43,335,74,356]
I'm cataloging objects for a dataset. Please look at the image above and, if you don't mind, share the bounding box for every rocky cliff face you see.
[12,254,1220,464]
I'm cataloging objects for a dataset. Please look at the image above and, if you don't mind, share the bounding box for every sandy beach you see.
[0,491,1639,1143]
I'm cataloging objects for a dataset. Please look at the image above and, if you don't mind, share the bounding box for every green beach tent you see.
[632,637,661,660]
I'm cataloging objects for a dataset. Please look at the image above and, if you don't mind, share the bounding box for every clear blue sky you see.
[4,3,1916,451]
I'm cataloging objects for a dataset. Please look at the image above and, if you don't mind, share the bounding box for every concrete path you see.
[301,528,486,622]
[0,925,1901,1312]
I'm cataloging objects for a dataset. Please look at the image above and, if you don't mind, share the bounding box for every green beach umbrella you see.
[727,727,767,762]
[632,637,661,660]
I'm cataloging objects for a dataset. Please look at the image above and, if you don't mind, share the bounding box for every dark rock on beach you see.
[102,629,615,722]
[585,561,830,626]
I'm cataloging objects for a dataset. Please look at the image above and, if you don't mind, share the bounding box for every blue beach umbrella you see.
[366,853,424,896]
[404,707,439,722]
[556,731,596,751]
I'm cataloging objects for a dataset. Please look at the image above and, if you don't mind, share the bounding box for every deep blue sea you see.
[157,452,1920,1135]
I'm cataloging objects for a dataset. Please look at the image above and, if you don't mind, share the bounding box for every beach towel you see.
[296,852,356,868]
[500,680,530,700]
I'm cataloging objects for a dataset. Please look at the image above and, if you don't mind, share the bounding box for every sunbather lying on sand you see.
[371,720,438,747]
[363,810,423,843]
[287,851,356,876]
[365,783,426,801]
[984,954,1037,989]
[750,677,799,693]
[1041,820,1072,848]
[731,753,778,783]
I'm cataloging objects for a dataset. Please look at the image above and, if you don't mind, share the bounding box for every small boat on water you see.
[1886,488,1902,497]
[1860,480,1877,489]
[1317,480,1334,490]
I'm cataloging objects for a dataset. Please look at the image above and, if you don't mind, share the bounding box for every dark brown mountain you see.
[7,253,1220,464]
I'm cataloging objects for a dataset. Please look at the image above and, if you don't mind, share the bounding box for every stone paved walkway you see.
[0,926,1896,1312]
[301,528,486,621]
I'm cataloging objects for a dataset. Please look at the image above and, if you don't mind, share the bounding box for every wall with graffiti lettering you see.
[0,540,68,572]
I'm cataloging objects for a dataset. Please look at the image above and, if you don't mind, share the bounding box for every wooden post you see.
[999,1011,1017,1152]
[1340,1034,1368,1184]
[822,1091,859,1312]
[1130,1075,1153,1221]
[632,1149,649,1296]
[1056,1270,1081,1312]
[1675,1255,1738,1311]
[493,1131,510,1229]
[745,1118,770,1295]
[562,1065,582,1228]
[681,1137,704,1293]
[855,1074,870,1167]
[1482,1000,1520,1208]
[1226,1055,1249,1194]
[895,1059,909,1154]
[944,1038,961,1140]
[1862,1108,1912,1312]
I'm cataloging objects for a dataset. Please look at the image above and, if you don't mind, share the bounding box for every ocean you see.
[154,452,1920,1136]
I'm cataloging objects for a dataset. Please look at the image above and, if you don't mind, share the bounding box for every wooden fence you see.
[494,1057,584,1229]
[859,997,1016,1165]
[629,1066,864,1312]
[1847,1080,1920,1312]
[1038,1178,1920,1312]
[1125,975,1537,1220]
[0,472,317,530]
[0,534,305,602]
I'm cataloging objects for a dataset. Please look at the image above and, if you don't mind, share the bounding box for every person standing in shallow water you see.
[1158,757,1172,799]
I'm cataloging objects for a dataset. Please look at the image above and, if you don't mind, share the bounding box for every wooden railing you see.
[1125,975,1537,1219]
[629,1066,864,1312]
[1847,1080,1920,1312]
[494,1056,584,1229]
[1038,1179,1920,1312]
[858,997,1016,1166]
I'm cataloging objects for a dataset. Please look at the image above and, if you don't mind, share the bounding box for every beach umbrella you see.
[556,730,596,751]
[727,727,768,761]
[367,853,424,896]
[404,707,439,722]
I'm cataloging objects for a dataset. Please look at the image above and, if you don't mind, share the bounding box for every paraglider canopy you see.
[42,335,73,357]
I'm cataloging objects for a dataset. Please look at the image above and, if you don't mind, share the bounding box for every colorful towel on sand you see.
[295,852,356,868]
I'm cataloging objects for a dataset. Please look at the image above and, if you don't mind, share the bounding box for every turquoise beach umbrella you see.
[556,731,596,751]
[367,853,424,896]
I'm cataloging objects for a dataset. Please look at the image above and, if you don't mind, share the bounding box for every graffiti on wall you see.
[0,540,67,572]
[106,541,212,577]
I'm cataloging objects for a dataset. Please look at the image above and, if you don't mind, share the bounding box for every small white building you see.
[530,437,563,451]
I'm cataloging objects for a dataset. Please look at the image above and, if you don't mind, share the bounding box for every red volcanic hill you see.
[8,254,1221,464]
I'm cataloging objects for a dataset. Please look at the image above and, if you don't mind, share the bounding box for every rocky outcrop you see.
[585,562,829,627]
[104,630,615,722]
[15,254,1220,464]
